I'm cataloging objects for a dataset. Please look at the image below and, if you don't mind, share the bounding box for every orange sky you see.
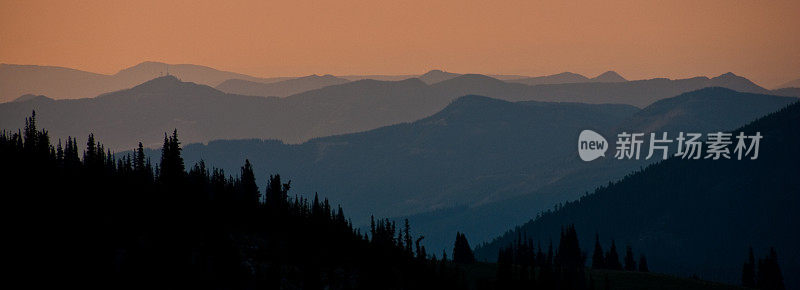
[1,0,798,87]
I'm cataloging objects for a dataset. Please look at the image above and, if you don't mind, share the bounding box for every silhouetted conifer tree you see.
[742,247,756,287]
[159,130,185,185]
[605,240,622,270]
[239,159,259,206]
[757,247,785,290]
[453,232,475,264]
[639,254,649,273]
[624,245,637,271]
[592,233,605,269]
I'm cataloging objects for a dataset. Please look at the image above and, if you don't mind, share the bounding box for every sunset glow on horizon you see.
[1,0,798,87]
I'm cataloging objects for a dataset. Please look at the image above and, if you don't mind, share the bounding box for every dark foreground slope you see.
[474,101,800,288]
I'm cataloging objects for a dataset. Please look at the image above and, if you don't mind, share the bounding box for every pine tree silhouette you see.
[239,159,259,206]
[624,245,637,271]
[757,247,785,290]
[453,232,475,263]
[742,247,756,287]
[605,240,622,270]
[639,254,649,273]
[592,233,605,269]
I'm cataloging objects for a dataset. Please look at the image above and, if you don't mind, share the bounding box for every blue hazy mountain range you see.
[136,88,797,258]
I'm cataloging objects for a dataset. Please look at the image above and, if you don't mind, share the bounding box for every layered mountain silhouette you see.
[3,61,780,108]
[215,74,350,97]
[2,71,792,150]
[508,71,627,86]
[338,70,525,83]
[474,100,800,288]
[113,61,288,86]
[397,88,797,254]
[507,72,590,86]
[0,62,288,102]
[513,73,772,107]
[430,72,775,107]
[167,96,639,224]
[619,87,793,133]
[0,76,455,150]
[163,88,795,256]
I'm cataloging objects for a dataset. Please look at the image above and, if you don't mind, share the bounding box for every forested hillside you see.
[1,113,460,289]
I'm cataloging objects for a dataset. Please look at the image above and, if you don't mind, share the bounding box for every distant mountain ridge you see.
[2,71,791,150]
[165,95,640,224]
[507,71,626,86]
[0,62,288,102]
[215,74,350,97]
[3,61,779,108]
[0,76,454,150]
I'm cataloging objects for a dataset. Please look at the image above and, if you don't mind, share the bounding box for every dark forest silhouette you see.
[1,111,464,290]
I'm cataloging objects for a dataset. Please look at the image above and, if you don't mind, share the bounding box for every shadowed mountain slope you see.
[474,100,800,288]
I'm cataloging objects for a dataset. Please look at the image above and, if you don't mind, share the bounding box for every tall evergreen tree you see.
[742,247,756,287]
[757,247,785,290]
[556,225,584,270]
[159,130,185,185]
[605,240,622,270]
[624,245,637,271]
[85,133,98,168]
[638,254,649,273]
[134,142,146,173]
[452,232,475,264]
[239,159,259,206]
[404,219,413,254]
[592,233,605,269]
[265,174,290,211]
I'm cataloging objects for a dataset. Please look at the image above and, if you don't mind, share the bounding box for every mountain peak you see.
[136,75,181,86]
[554,72,585,78]
[592,71,626,82]
[419,69,460,84]
[711,72,744,81]
[707,72,768,94]
[13,94,54,103]
[113,75,214,95]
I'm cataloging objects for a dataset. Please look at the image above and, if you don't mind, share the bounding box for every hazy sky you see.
[1,0,798,87]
